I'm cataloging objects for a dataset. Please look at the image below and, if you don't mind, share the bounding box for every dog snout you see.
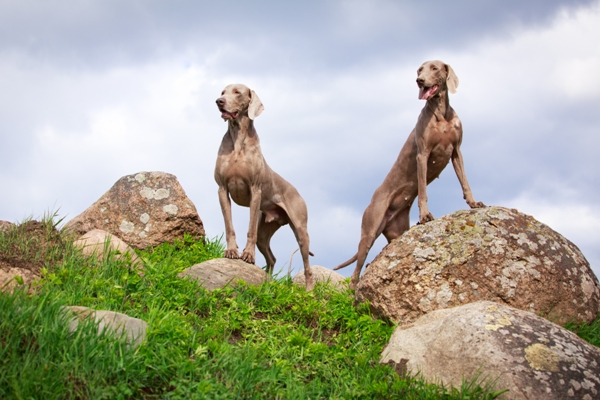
[416,77,424,87]
[216,97,226,107]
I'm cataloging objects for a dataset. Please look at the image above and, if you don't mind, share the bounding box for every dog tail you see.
[333,253,358,270]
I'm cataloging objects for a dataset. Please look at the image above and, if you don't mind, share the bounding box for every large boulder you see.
[63,172,205,249]
[64,306,147,348]
[356,206,600,325]
[73,229,143,268]
[179,258,268,290]
[381,301,600,400]
[293,265,348,291]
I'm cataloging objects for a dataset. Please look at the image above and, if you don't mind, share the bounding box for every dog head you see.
[216,84,264,121]
[416,61,459,100]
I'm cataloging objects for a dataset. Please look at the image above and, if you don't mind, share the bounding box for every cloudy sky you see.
[1,0,599,279]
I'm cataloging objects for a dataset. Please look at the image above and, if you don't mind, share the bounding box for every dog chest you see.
[226,178,252,206]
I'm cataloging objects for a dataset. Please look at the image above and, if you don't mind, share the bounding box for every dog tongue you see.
[419,85,437,100]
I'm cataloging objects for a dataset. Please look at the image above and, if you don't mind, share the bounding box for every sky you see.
[1,0,599,279]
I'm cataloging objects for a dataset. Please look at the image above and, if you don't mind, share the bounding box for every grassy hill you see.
[1,214,597,399]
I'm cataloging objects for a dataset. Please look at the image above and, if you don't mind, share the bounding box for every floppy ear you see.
[248,90,264,120]
[445,64,459,94]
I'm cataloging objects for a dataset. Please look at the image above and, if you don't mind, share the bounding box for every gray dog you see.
[335,60,485,288]
[214,84,314,290]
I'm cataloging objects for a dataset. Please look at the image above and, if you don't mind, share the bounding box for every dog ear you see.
[248,90,264,120]
[445,64,459,94]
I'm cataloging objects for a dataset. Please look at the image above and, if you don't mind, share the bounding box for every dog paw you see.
[418,213,435,224]
[470,201,486,208]
[224,249,239,259]
[240,251,256,265]
[349,274,360,290]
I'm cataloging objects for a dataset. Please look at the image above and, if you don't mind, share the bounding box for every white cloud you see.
[2,0,600,281]
[442,1,600,113]
[334,0,413,38]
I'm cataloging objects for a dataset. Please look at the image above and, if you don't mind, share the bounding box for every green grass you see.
[3,213,588,398]
[565,318,600,348]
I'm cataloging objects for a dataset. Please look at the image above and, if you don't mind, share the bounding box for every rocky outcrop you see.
[356,206,600,325]
[179,258,268,290]
[63,172,205,249]
[73,229,143,268]
[381,301,600,400]
[293,265,347,291]
[64,306,147,348]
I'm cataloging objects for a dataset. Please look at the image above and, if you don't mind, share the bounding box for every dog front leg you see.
[416,151,434,223]
[241,186,262,264]
[451,148,485,208]
[218,186,239,259]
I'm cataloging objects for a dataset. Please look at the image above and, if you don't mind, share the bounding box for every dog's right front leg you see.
[241,186,262,264]
[218,186,239,259]
[416,152,434,223]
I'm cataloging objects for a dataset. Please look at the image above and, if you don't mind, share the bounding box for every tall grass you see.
[3,214,585,398]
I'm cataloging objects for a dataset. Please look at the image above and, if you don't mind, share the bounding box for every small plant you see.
[565,318,600,348]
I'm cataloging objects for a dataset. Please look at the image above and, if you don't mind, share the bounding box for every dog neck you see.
[227,114,258,152]
[426,90,450,122]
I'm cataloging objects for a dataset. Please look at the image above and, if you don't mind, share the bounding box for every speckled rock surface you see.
[356,206,600,325]
[381,301,600,400]
[293,265,348,291]
[0,220,13,232]
[0,266,38,293]
[64,306,147,348]
[73,229,143,268]
[179,258,268,290]
[63,171,205,249]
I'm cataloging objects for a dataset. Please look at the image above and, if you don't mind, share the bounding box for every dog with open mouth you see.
[335,60,485,288]
[214,83,315,290]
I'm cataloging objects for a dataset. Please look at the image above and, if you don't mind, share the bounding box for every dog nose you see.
[216,98,225,106]
[416,78,424,85]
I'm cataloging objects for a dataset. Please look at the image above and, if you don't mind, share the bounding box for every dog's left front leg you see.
[451,148,485,209]
[241,186,262,264]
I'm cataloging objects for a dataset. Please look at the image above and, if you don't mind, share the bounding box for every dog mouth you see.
[219,109,239,120]
[418,84,439,100]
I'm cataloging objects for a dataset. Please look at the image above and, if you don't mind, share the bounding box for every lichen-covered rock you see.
[381,301,600,400]
[179,258,268,290]
[64,306,147,348]
[63,171,205,249]
[293,265,348,291]
[73,229,143,268]
[356,206,600,325]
